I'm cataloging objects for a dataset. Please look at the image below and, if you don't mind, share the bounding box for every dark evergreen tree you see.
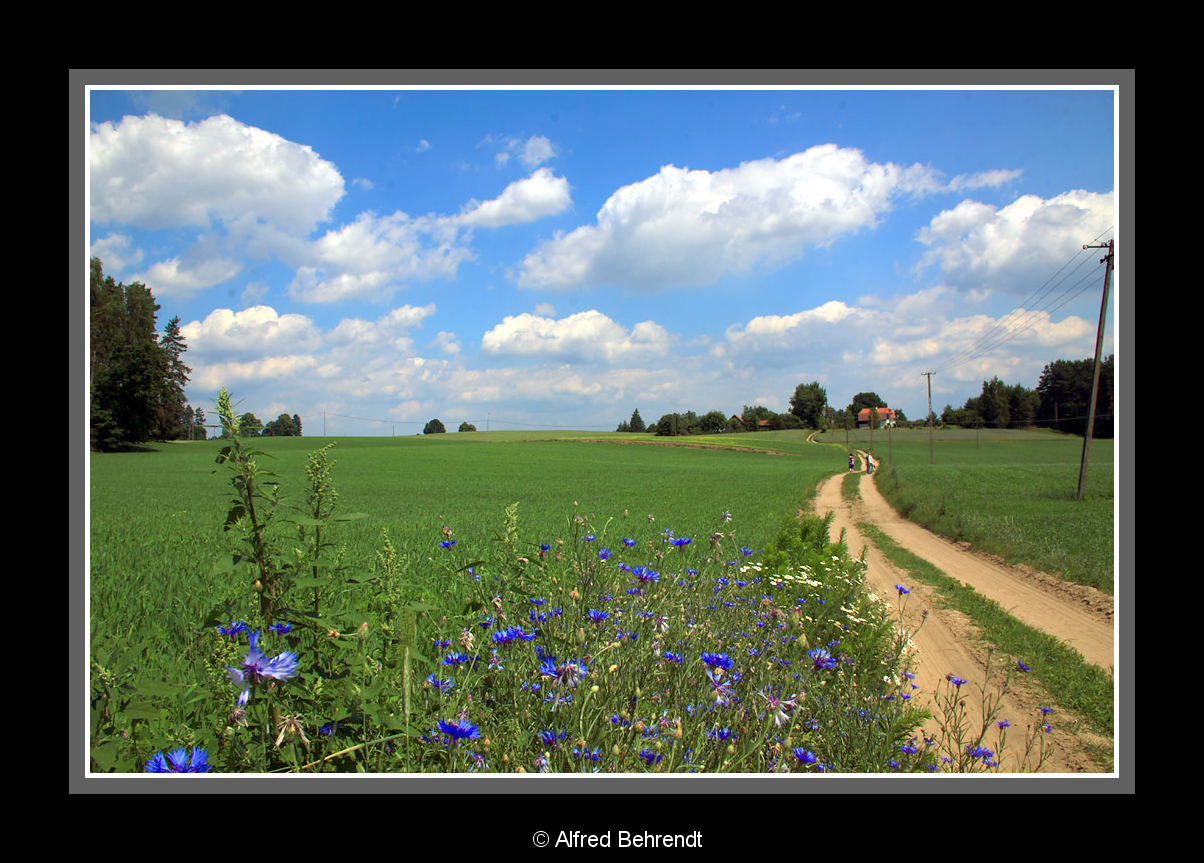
[89,257,172,450]
[628,409,646,433]
[154,315,191,440]
[292,414,303,437]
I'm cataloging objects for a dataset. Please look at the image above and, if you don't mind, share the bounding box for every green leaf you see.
[137,680,179,698]
[123,701,163,721]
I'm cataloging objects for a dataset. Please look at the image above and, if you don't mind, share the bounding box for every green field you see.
[816,427,1115,593]
[89,431,839,688]
[88,427,1113,773]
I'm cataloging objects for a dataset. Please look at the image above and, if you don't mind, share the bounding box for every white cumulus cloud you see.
[456,168,572,228]
[90,113,345,236]
[915,190,1115,294]
[481,310,673,364]
[517,144,943,294]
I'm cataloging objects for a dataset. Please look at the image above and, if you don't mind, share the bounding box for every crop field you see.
[88,426,1098,774]
[816,428,1115,594]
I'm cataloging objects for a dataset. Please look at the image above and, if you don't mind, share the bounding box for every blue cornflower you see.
[662,652,684,663]
[997,719,1010,729]
[539,656,588,688]
[946,674,968,687]
[638,748,663,765]
[705,669,735,706]
[793,748,817,765]
[808,648,837,671]
[584,534,596,542]
[671,536,692,547]
[700,652,734,670]
[436,718,481,741]
[622,538,636,547]
[425,674,454,692]
[442,651,473,666]
[145,747,212,773]
[1016,660,1032,672]
[895,584,910,595]
[631,566,659,584]
[598,548,611,561]
[721,511,732,522]
[226,630,299,705]
[439,539,455,548]
[217,620,248,638]
[739,547,753,556]
[267,621,291,635]
[491,625,536,645]
[586,609,610,623]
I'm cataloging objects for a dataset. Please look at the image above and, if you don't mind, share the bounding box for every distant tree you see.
[458,422,477,432]
[740,405,775,431]
[789,381,827,428]
[193,407,208,440]
[776,412,803,430]
[847,392,887,419]
[628,409,646,433]
[978,378,1011,429]
[263,414,298,436]
[654,412,700,436]
[1036,356,1113,437]
[423,418,446,435]
[238,412,264,437]
[700,410,728,433]
[292,414,303,437]
[615,420,630,432]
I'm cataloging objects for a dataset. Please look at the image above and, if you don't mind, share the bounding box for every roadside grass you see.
[854,518,1114,746]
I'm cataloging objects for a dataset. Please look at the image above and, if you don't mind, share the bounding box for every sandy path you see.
[811,462,1111,773]
[854,453,1115,671]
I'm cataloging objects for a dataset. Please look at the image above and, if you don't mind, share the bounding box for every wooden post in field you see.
[1077,239,1114,502]
[923,372,935,465]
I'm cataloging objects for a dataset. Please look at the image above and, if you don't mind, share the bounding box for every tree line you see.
[614,383,907,437]
[940,355,1113,437]
[90,257,303,450]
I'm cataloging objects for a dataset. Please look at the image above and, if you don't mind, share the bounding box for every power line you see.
[928,227,1114,378]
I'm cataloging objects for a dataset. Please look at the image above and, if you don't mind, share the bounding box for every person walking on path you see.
[848,453,856,472]
[865,453,874,475]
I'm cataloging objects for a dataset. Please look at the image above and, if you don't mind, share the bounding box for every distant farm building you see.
[858,407,898,429]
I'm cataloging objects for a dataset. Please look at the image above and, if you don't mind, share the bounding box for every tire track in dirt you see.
[811,468,1106,773]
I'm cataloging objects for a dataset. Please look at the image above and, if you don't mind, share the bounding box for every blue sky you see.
[86,85,1117,435]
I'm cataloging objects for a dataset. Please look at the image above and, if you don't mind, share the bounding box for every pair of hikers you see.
[848,452,875,474]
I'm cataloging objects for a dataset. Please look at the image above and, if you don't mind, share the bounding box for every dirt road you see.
[811,455,1114,773]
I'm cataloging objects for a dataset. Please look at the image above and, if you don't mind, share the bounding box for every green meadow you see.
[89,431,837,663]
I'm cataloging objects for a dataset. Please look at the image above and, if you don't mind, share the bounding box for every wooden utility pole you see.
[922,372,935,465]
[1077,239,1114,501]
